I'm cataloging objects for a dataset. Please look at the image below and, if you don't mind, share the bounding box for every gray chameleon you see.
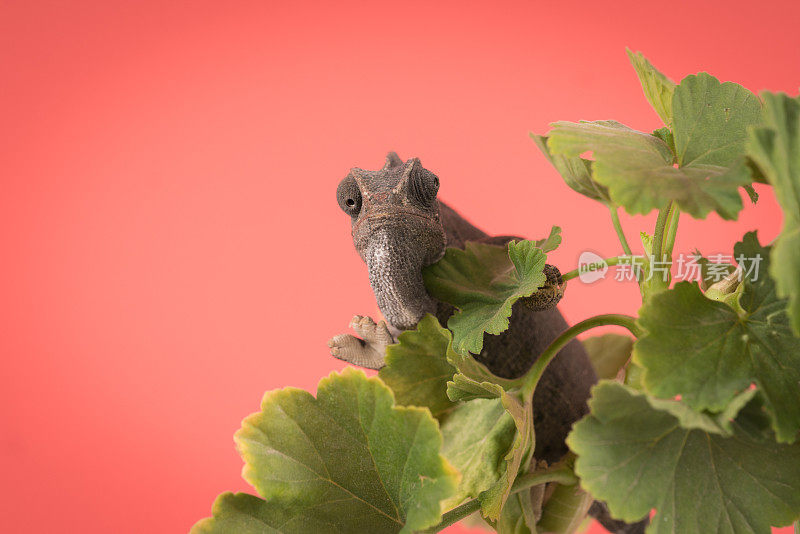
[329,153,647,534]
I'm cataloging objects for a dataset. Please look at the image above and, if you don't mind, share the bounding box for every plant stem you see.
[651,202,673,264]
[513,466,578,489]
[420,466,578,533]
[562,256,628,282]
[644,201,674,297]
[609,205,633,256]
[422,499,481,533]
[663,204,680,259]
[425,313,637,531]
[518,314,640,395]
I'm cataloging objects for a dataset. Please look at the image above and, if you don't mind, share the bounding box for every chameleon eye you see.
[337,176,362,217]
[408,166,439,207]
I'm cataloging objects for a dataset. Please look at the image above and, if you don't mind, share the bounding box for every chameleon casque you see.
[329,153,646,534]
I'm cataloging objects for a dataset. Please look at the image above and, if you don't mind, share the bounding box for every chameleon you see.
[328,153,647,534]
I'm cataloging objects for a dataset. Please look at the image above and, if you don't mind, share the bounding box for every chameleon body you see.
[329,153,646,533]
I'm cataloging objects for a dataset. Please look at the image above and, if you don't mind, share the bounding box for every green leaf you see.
[626,49,676,127]
[197,368,459,533]
[645,388,757,437]
[387,318,517,403]
[536,482,593,534]
[423,240,547,357]
[634,233,800,442]
[479,392,534,520]
[673,74,762,168]
[547,119,751,219]
[445,348,517,402]
[546,73,761,219]
[735,392,774,442]
[191,492,311,534]
[704,269,746,312]
[692,249,736,291]
[747,92,800,335]
[530,133,611,203]
[567,382,800,533]
[744,183,759,204]
[624,359,645,390]
[652,126,676,156]
[532,225,562,253]
[378,314,456,418]
[445,339,516,395]
[639,231,653,256]
[446,373,506,402]
[582,334,633,380]
[747,156,770,184]
[494,489,537,534]
[717,388,761,431]
[440,398,517,505]
[376,312,513,404]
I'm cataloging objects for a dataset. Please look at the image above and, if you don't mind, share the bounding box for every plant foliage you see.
[194,52,800,534]
[568,382,800,534]
[194,369,459,533]
[422,239,548,357]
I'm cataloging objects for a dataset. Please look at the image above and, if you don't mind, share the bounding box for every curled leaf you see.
[626,49,676,127]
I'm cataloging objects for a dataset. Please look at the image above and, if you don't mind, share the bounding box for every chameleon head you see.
[336,152,446,331]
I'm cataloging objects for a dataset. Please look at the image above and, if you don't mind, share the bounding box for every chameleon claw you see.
[327,315,395,370]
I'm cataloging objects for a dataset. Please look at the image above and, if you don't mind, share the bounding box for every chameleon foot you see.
[327,315,395,370]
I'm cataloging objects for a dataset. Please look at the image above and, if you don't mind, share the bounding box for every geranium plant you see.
[192,51,800,534]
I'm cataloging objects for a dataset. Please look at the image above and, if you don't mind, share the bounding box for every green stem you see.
[518,314,640,395]
[643,202,674,298]
[513,466,578,489]
[422,499,481,533]
[610,204,648,285]
[651,202,673,264]
[562,256,628,282]
[420,466,578,533]
[424,313,637,532]
[663,205,680,259]
[609,205,633,256]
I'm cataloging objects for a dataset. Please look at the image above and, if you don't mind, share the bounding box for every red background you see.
[1,1,797,532]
